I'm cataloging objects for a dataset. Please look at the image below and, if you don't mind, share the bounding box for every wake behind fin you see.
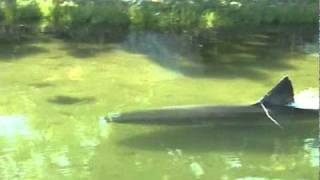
[259,76,294,106]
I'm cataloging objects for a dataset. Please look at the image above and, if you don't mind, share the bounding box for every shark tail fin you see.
[259,76,294,106]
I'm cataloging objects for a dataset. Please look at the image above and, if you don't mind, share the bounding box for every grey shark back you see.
[105,76,318,127]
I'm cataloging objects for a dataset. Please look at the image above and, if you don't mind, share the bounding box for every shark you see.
[105,76,318,128]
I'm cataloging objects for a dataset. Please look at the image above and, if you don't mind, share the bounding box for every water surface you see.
[0,27,318,179]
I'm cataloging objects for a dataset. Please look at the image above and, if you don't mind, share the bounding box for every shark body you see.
[105,77,317,127]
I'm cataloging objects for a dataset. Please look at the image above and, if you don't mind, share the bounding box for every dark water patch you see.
[0,43,49,61]
[49,55,63,59]
[49,63,73,70]
[118,125,317,153]
[60,111,73,117]
[29,82,55,88]
[48,95,96,105]
[122,26,315,80]
[60,42,116,59]
[65,46,99,58]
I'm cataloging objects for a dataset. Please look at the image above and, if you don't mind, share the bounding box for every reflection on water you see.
[292,88,319,109]
[0,26,317,179]
[0,115,111,179]
[0,115,29,137]
[113,123,318,179]
[118,124,317,153]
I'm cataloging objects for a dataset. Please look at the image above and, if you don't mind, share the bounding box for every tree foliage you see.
[0,0,317,41]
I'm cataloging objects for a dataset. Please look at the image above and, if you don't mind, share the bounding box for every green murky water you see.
[0,27,318,179]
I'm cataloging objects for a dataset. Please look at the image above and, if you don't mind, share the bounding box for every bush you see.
[128,2,162,31]
[128,1,217,36]
[217,0,317,26]
[49,1,130,41]
[16,1,42,24]
[0,0,317,42]
[0,8,4,23]
[0,0,42,41]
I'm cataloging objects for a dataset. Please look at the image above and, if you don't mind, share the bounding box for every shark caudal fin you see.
[259,76,294,106]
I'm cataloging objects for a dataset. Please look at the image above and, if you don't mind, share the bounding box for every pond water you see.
[0,26,318,179]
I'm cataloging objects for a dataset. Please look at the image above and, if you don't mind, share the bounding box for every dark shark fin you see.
[259,76,294,106]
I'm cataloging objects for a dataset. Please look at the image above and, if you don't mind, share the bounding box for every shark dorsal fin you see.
[260,76,294,106]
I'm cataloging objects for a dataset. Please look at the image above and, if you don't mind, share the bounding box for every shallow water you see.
[0,27,318,179]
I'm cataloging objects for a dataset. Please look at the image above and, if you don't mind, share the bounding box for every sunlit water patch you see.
[99,116,111,138]
[302,43,318,57]
[0,115,30,138]
[303,138,319,167]
[291,88,319,109]
[0,114,112,179]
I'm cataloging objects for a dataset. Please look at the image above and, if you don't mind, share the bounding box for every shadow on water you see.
[48,95,96,105]
[118,124,318,153]
[0,26,316,80]
[0,42,49,61]
[59,42,117,59]
[122,26,316,80]
[28,82,56,88]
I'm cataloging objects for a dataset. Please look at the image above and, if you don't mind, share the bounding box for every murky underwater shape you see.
[0,27,318,179]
